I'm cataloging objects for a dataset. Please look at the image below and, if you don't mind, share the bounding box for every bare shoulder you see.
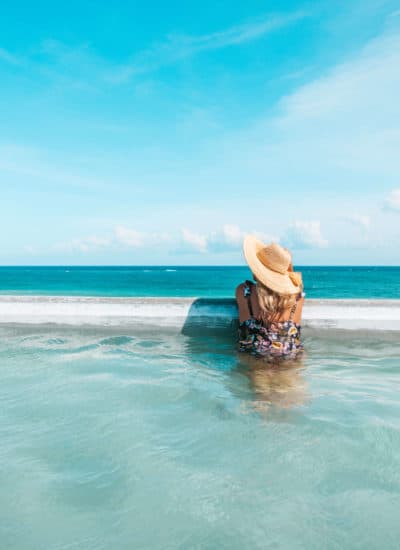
[235,280,254,301]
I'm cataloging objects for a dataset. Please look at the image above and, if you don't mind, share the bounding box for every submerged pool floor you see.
[1,327,400,549]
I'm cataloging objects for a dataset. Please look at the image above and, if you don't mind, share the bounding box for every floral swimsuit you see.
[238,281,304,360]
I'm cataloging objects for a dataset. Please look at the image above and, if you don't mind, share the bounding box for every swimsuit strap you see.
[244,284,301,322]
[289,293,302,321]
[243,280,254,318]
[288,302,297,321]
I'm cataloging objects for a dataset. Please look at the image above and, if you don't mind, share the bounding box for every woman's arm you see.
[293,295,305,324]
[235,283,252,324]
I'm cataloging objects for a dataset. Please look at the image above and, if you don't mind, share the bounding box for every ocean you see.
[0,266,399,298]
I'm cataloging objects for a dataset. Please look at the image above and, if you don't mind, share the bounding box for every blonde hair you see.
[255,280,297,323]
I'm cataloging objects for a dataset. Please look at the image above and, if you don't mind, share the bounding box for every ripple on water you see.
[98,336,134,346]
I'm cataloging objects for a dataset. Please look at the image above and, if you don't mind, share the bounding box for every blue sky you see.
[1,0,400,265]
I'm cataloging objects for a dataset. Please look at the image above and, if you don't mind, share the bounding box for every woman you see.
[236,236,304,361]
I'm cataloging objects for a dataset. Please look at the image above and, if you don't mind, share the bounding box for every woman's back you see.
[236,280,304,325]
[236,280,304,360]
[237,236,305,360]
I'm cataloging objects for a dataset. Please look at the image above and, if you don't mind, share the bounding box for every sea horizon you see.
[2,264,398,270]
[1,265,399,299]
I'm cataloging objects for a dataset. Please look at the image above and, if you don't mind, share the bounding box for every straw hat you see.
[243,235,301,295]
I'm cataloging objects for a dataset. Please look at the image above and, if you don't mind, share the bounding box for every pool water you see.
[1,327,400,549]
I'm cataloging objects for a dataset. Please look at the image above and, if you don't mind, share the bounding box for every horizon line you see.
[0,265,399,269]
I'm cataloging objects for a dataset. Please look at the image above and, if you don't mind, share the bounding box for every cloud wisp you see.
[167,11,307,52]
[212,28,400,197]
[0,47,21,65]
[1,10,308,89]
[107,11,308,83]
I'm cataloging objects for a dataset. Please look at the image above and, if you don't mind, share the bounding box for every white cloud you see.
[222,224,243,244]
[51,227,171,256]
[114,225,145,247]
[53,224,267,257]
[54,235,111,253]
[179,224,244,254]
[282,221,327,249]
[173,27,400,257]
[179,228,208,253]
[177,224,244,254]
[385,189,400,211]
[252,230,280,244]
[114,226,172,248]
[208,225,278,252]
[342,214,370,228]
[177,224,278,254]
[208,224,244,252]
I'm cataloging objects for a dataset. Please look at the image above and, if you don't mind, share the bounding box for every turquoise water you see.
[1,326,400,549]
[0,266,399,298]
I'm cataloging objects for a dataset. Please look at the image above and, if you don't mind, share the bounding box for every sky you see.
[1,0,400,265]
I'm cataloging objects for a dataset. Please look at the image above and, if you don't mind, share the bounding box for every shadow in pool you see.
[181,297,238,338]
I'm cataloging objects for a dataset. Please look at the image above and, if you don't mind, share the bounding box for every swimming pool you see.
[1,326,399,549]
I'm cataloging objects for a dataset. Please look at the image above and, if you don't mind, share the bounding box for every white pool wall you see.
[0,296,399,331]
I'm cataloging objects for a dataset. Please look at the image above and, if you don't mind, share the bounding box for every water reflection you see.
[237,353,308,413]
[180,328,309,413]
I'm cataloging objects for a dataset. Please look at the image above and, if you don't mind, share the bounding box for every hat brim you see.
[243,235,300,295]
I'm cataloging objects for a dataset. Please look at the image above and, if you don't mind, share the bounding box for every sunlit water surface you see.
[1,327,400,549]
